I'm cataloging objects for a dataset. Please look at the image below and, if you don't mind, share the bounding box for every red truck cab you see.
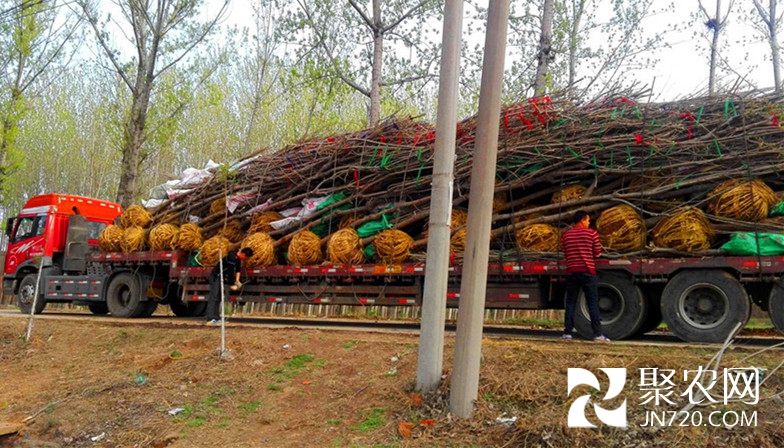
[3,194,122,300]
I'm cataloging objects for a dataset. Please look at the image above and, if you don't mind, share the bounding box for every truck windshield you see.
[11,216,46,243]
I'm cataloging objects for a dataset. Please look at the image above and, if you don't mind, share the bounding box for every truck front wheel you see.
[17,274,46,315]
[661,270,750,343]
[766,281,784,335]
[106,272,146,318]
[575,272,647,340]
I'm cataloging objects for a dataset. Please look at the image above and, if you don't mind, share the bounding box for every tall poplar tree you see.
[76,0,230,208]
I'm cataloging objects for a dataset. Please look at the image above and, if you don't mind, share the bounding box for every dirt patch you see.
[0,315,782,447]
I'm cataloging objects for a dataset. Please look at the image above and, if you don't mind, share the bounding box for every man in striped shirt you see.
[560,210,608,342]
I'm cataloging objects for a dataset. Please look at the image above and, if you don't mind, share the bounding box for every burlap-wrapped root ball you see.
[338,215,356,230]
[327,228,365,264]
[422,208,468,241]
[375,229,414,264]
[122,226,147,252]
[249,211,283,234]
[98,225,124,252]
[176,223,203,251]
[492,192,506,213]
[241,232,276,267]
[707,179,778,222]
[552,184,586,205]
[516,223,560,252]
[209,198,226,216]
[596,205,646,253]
[450,228,467,254]
[198,236,231,267]
[219,218,245,243]
[287,230,323,265]
[652,207,714,252]
[148,223,180,251]
[120,205,152,228]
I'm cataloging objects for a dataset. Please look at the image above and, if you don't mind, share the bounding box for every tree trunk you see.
[533,0,555,96]
[708,0,722,96]
[768,0,781,92]
[369,0,383,126]
[568,1,585,89]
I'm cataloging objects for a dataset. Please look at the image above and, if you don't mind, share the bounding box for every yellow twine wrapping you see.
[120,205,152,228]
[198,236,231,267]
[241,232,276,267]
[327,228,365,264]
[148,223,180,251]
[219,218,245,243]
[516,223,560,252]
[652,207,714,252]
[249,211,283,234]
[98,225,124,252]
[210,198,226,215]
[708,179,777,222]
[450,228,466,254]
[287,231,323,265]
[176,223,203,251]
[375,229,413,264]
[122,226,147,252]
[596,205,646,253]
[552,185,586,205]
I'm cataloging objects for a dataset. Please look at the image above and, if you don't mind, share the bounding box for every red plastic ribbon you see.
[680,112,695,139]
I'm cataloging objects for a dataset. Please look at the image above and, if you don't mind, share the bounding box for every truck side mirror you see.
[5,217,15,238]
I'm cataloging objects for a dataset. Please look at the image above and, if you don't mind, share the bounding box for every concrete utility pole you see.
[449,0,509,418]
[417,0,464,392]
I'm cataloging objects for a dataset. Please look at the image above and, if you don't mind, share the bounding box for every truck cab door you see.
[63,215,88,272]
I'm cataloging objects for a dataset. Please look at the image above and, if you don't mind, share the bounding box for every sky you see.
[220,0,776,102]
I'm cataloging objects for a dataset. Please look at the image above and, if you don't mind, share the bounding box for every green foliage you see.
[350,408,386,432]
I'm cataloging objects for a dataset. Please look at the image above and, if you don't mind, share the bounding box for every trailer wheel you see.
[766,281,784,335]
[170,300,207,317]
[17,274,46,315]
[634,285,663,336]
[106,272,146,318]
[575,272,647,340]
[661,270,750,343]
[88,303,109,315]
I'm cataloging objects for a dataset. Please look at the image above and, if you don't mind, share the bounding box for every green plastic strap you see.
[367,142,383,166]
[416,148,423,161]
[724,99,738,119]
[609,149,614,168]
[415,163,424,187]
[714,139,722,156]
[635,106,641,119]
[626,145,633,166]
[674,173,693,189]
[553,118,568,128]
[695,106,704,126]
[664,141,676,156]
[611,107,618,119]
[363,245,376,259]
[567,146,582,159]
[649,118,657,129]
[379,146,390,168]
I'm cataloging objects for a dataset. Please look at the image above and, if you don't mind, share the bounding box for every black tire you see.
[766,281,784,335]
[661,270,750,343]
[88,303,109,315]
[634,285,664,336]
[574,272,647,340]
[170,300,207,317]
[17,274,46,315]
[106,272,146,318]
